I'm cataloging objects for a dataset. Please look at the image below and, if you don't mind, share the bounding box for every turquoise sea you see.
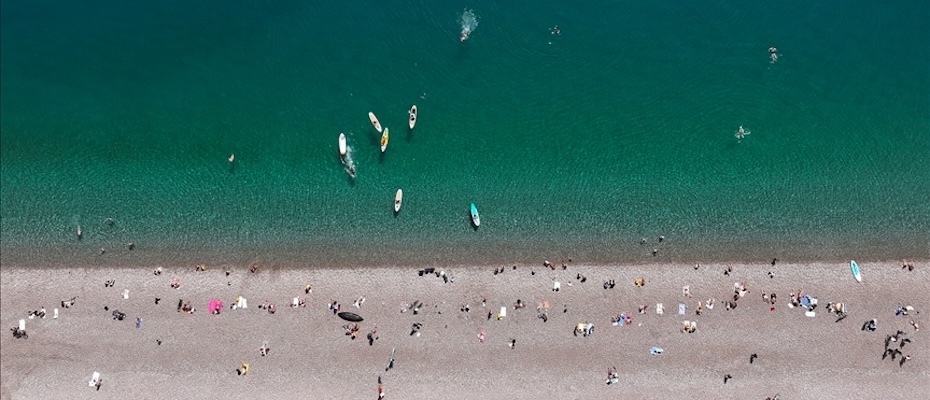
[2,1,928,268]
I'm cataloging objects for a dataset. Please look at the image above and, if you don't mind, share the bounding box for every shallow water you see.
[2,1,928,267]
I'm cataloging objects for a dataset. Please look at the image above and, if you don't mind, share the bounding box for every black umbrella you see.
[338,312,364,322]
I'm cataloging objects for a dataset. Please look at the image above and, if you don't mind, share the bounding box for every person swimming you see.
[769,47,778,63]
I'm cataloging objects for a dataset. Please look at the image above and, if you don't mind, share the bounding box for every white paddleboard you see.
[394,189,403,213]
[369,112,383,133]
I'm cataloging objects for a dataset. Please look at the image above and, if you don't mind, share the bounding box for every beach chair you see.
[89,372,100,387]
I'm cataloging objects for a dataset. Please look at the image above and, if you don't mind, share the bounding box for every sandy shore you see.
[1,261,927,399]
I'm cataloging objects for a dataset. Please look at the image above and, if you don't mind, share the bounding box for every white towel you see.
[656,303,664,315]
[678,303,686,315]
[122,289,129,299]
[89,372,100,387]
[18,319,25,331]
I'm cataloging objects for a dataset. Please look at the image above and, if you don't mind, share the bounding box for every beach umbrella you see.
[338,312,364,322]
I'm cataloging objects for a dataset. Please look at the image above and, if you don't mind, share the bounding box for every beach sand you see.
[1,261,927,399]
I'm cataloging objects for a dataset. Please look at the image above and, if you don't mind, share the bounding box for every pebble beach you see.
[2,260,927,399]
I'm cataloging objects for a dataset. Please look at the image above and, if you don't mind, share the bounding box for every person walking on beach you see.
[900,354,911,367]
[378,375,385,399]
[723,374,732,384]
[750,353,758,364]
[385,348,396,371]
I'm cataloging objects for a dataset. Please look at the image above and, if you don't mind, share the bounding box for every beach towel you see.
[123,289,129,300]
[553,281,561,291]
[89,372,100,387]
[18,319,25,331]
[656,303,664,315]
[499,307,507,318]
[805,311,816,317]
[678,303,686,315]
[650,346,664,355]
[293,297,299,307]
[53,308,59,319]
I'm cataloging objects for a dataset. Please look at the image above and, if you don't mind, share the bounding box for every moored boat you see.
[470,203,480,227]
[408,105,417,130]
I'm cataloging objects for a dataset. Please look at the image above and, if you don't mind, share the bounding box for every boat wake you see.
[341,146,357,179]
[460,9,478,42]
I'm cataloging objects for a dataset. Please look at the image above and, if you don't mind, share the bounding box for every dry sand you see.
[1,261,928,400]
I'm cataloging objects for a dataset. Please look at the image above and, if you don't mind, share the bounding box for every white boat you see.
[380,128,389,153]
[368,112,383,133]
[394,189,403,213]
[338,133,347,157]
[408,105,417,130]
[470,203,480,227]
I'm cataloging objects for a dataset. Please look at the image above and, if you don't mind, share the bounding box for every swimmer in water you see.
[769,47,778,63]
[460,32,469,42]
[735,125,751,142]
[551,25,561,36]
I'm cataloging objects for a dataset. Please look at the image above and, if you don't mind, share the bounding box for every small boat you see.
[380,128,389,153]
[368,112,383,133]
[338,133,347,156]
[470,203,480,227]
[394,189,403,213]
[850,260,862,283]
[408,105,417,130]
[228,153,235,163]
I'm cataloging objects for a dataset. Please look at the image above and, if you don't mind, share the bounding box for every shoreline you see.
[2,261,927,399]
[2,235,928,270]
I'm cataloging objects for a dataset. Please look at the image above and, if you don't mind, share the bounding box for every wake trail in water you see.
[460,9,478,42]
[342,145,357,179]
